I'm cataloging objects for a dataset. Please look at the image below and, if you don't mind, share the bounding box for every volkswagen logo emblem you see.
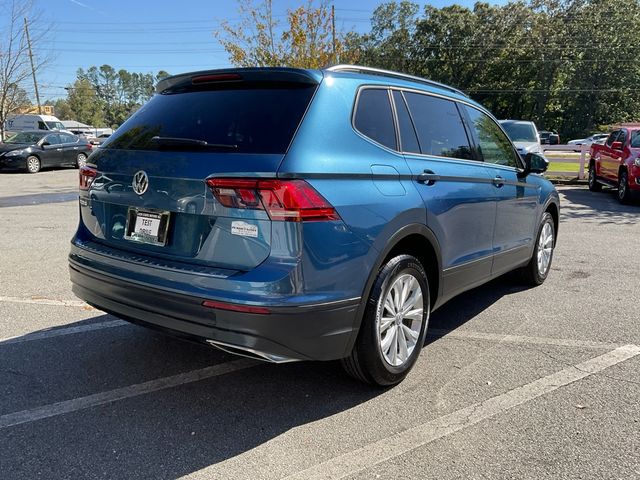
[132,171,149,195]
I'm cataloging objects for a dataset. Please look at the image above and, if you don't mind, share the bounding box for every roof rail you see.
[325,64,467,97]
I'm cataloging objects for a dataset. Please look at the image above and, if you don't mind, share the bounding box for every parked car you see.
[69,66,559,386]
[498,120,544,156]
[588,125,640,203]
[567,133,609,151]
[0,130,92,173]
[539,130,560,145]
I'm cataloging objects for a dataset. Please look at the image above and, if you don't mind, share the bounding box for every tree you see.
[67,78,104,126]
[216,0,357,68]
[350,0,640,139]
[76,65,168,128]
[0,0,47,139]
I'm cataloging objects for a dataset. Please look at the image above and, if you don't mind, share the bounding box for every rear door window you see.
[631,131,640,148]
[354,88,397,150]
[403,92,472,160]
[392,90,420,154]
[463,106,521,168]
[104,84,317,154]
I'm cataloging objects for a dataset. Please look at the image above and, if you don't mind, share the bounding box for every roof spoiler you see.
[156,68,322,94]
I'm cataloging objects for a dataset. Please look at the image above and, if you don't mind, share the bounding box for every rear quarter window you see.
[353,88,397,150]
[104,84,316,154]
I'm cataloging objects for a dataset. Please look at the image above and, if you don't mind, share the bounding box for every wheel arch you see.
[345,224,443,356]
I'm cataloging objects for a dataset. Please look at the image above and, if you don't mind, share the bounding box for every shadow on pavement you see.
[427,273,530,343]
[0,272,530,479]
[559,186,639,225]
[0,316,381,479]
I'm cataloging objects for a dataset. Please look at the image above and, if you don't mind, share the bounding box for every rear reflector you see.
[79,166,97,190]
[206,178,340,222]
[202,300,271,315]
[192,73,242,84]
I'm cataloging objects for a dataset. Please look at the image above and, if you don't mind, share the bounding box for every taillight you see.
[79,166,97,190]
[86,143,93,150]
[206,178,340,222]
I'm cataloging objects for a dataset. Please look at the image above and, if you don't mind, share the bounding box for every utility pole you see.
[23,17,42,115]
[331,5,337,64]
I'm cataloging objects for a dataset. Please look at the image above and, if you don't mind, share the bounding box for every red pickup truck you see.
[588,125,640,203]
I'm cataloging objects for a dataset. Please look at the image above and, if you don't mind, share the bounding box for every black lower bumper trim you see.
[69,262,359,362]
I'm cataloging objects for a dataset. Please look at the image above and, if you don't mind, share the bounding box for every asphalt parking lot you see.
[1,169,639,480]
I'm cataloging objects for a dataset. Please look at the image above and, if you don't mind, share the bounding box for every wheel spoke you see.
[380,317,394,333]
[402,324,419,344]
[404,307,423,323]
[397,325,408,362]
[380,325,396,354]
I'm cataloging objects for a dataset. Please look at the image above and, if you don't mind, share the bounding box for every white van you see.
[5,114,67,133]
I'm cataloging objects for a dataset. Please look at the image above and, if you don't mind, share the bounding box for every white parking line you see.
[0,358,258,429]
[427,328,619,350]
[283,344,640,480]
[0,320,128,345]
[0,295,91,308]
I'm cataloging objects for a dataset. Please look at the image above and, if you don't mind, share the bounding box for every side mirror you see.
[41,141,50,148]
[521,152,549,175]
[611,141,623,150]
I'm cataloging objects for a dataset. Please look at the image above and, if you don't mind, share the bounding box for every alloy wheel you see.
[376,273,424,367]
[537,222,554,276]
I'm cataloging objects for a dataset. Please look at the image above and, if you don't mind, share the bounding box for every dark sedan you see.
[0,131,93,173]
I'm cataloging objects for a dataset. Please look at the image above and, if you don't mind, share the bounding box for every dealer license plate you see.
[124,208,170,246]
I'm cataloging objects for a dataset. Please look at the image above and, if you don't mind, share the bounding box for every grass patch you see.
[547,161,581,173]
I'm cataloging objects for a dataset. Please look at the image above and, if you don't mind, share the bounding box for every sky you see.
[32,0,493,102]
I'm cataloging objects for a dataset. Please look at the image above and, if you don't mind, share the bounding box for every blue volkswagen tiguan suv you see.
[69,65,559,386]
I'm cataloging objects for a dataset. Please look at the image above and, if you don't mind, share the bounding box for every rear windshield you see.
[500,122,538,143]
[103,84,316,154]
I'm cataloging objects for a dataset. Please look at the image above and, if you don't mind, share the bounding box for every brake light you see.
[85,143,93,150]
[206,178,340,222]
[79,166,97,190]
[192,73,242,84]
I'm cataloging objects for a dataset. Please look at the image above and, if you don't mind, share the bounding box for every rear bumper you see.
[69,259,360,362]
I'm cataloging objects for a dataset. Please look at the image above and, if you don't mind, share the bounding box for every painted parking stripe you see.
[0,295,91,308]
[427,328,619,350]
[0,358,258,429]
[283,345,640,480]
[0,319,128,346]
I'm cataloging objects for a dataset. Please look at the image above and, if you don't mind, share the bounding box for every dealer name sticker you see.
[231,221,258,238]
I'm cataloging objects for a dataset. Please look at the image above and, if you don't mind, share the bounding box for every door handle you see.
[492,175,505,188]
[417,169,440,186]
[56,148,62,152]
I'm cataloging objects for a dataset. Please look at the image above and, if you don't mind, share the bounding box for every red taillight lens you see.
[79,166,97,190]
[85,143,93,150]
[205,178,340,222]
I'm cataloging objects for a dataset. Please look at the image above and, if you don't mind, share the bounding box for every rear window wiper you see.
[150,136,238,151]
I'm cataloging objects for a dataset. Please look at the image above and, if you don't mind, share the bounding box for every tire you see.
[617,170,632,204]
[76,153,88,168]
[26,155,41,174]
[341,254,430,386]
[519,212,555,286]
[588,163,601,192]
